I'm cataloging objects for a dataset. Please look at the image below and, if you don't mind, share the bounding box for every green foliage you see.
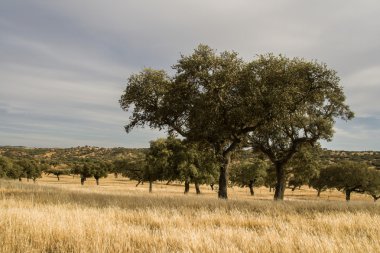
[230,158,268,195]
[246,55,353,200]
[287,145,321,190]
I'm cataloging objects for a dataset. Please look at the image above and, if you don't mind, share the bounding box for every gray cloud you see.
[1,0,379,149]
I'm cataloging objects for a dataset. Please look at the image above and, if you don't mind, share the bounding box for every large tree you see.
[120,45,264,199]
[120,45,353,199]
[247,55,353,200]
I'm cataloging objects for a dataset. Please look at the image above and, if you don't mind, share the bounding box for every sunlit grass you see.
[0,177,379,253]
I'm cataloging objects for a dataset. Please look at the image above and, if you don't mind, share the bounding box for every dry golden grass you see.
[0,176,379,253]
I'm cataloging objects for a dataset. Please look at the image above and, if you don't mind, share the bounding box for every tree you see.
[120,45,269,199]
[176,141,219,194]
[16,159,42,183]
[44,168,71,181]
[324,161,370,201]
[287,145,321,191]
[247,55,353,200]
[72,162,94,185]
[365,168,380,202]
[309,167,330,197]
[0,156,12,178]
[230,158,268,196]
[92,161,110,185]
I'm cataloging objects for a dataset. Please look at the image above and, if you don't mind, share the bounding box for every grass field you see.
[0,175,379,252]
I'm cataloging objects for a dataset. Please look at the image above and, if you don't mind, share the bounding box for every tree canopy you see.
[120,44,353,199]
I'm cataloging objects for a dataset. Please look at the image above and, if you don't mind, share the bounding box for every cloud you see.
[1,0,380,149]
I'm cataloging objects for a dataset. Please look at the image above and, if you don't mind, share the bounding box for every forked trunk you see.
[274,163,286,201]
[184,180,190,194]
[248,180,254,196]
[195,182,201,194]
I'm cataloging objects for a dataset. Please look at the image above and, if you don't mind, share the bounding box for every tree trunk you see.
[269,186,272,192]
[81,177,85,185]
[57,175,60,181]
[274,163,286,200]
[195,182,201,194]
[114,173,118,178]
[291,186,296,191]
[33,178,36,183]
[317,189,321,197]
[95,178,99,185]
[218,154,231,199]
[372,195,380,202]
[19,177,22,182]
[184,180,190,194]
[149,180,153,193]
[166,179,172,185]
[248,180,254,196]
[136,180,141,187]
[210,183,214,191]
[345,190,351,201]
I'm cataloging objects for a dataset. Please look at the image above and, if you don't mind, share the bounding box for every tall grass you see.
[0,179,379,253]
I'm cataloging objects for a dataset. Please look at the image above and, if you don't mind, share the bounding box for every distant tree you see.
[324,161,370,201]
[309,167,330,197]
[264,166,277,192]
[287,145,321,191]
[176,141,219,194]
[16,159,42,183]
[230,159,268,196]
[92,161,110,185]
[365,168,380,202]
[72,162,93,185]
[0,156,12,178]
[44,168,71,181]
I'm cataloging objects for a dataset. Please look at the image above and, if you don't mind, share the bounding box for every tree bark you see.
[210,183,214,191]
[19,177,22,182]
[372,195,380,202]
[95,178,99,185]
[114,173,118,178]
[136,180,141,187]
[80,177,85,185]
[184,180,190,194]
[195,182,201,194]
[274,163,286,200]
[317,189,321,197]
[218,154,231,199]
[345,190,351,201]
[57,175,60,181]
[248,180,254,196]
[149,180,153,193]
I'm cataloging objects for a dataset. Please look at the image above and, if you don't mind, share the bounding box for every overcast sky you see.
[1,0,379,150]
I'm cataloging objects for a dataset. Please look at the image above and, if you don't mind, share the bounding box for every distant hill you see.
[0,146,147,164]
[1,146,379,169]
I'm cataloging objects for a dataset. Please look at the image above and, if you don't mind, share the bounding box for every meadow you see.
[0,175,379,253]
